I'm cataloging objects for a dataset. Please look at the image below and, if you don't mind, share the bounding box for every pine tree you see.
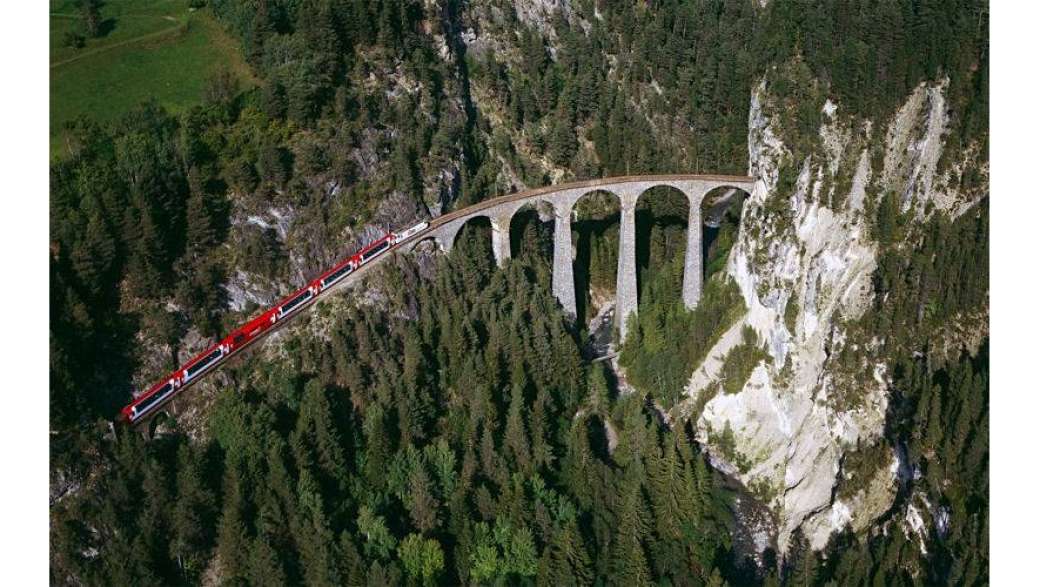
[608,468,653,584]
[249,0,275,65]
[71,205,117,298]
[787,529,817,587]
[362,406,390,492]
[924,385,944,457]
[357,506,397,560]
[426,440,458,499]
[408,466,440,533]
[561,417,593,508]
[338,532,366,586]
[548,103,578,166]
[398,534,445,585]
[126,202,169,299]
[138,457,174,580]
[648,441,693,580]
[257,144,288,187]
[248,537,288,586]
[184,168,217,258]
[504,383,533,473]
[295,471,341,585]
[480,422,505,486]
[296,0,341,77]
[504,526,539,578]
[295,379,349,490]
[543,517,593,585]
[529,388,553,470]
[706,567,727,587]
[171,444,216,579]
[217,459,250,582]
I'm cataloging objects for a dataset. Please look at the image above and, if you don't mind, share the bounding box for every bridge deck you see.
[425,173,755,231]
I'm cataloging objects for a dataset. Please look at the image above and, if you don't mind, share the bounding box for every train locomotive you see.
[120,222,429,424]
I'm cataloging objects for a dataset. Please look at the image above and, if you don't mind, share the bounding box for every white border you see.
[991,2,1040,584]
[0,0,1028,582]
[0,3,50,583]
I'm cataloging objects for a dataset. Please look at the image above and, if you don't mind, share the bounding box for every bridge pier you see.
[403,176,754,341]
[435,228,457,255]
[552,206,577,317]
[491,215,511,267]
[682,204,703,310]
[615,192,639,340]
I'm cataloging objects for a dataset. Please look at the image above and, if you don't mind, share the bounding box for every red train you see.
[120,222,429,424]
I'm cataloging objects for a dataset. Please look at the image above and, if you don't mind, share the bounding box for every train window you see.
[135,382,173,416]
[186,348,223,378]
[323,264,352,287]
[362,241,389,261]
[138,395,159,413]
[147,382,172,403]
[280,290,313,315]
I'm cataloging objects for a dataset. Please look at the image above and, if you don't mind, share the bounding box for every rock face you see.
[687,77,983,552]
[513,0,572,33]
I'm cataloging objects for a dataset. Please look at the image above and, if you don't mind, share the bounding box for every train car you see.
[355,233,394,266]
[317,257,357,292]
[392,221,429,244]
[272,284,318,322]
[120,340,229,423]
[120,222,431,425]
[181,342,230,385]
[230,307,279,346]
[120,375,181,423]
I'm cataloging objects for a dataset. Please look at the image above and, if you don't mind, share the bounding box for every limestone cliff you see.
[684,76,987,553]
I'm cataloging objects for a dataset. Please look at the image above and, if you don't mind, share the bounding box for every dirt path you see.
[50,14,182,69]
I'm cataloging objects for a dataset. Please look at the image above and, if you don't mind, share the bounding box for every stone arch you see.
[569,189,624,327]
[407,235,448,254]
[146,409,175,439]
[448,215,495,266]
[632,184,692,302]
[390,177,753,339]
[508,200,556,265]
[699,185,752,282]
[434,214,489,253]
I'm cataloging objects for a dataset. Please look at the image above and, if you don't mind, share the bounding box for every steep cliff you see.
[685,73,987,553]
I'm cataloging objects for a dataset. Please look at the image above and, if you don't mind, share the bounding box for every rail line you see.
[121,174,754,426]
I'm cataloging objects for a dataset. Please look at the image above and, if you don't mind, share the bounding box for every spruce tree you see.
[248,538,288,586]
[71,206,117,298]
[217,459,250,582]
[504,383,533,474]
[408,465,440,534]
[184,169,217,258]
[171,444,216,579]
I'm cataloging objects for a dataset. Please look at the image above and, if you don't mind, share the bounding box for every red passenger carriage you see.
[120,224,427,424]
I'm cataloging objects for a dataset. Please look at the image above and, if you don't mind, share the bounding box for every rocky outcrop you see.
[513,0,572,34]
[686,77,984,552]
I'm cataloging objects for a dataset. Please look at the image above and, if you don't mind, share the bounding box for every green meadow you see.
[50,0,255,156]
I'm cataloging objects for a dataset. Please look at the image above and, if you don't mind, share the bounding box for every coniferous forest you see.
[50,1,988,585]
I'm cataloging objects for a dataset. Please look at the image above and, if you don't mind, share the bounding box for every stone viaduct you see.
[133,174,755,434]
[400,174,755,338]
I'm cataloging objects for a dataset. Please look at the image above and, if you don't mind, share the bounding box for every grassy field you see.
[50,0,255,157]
